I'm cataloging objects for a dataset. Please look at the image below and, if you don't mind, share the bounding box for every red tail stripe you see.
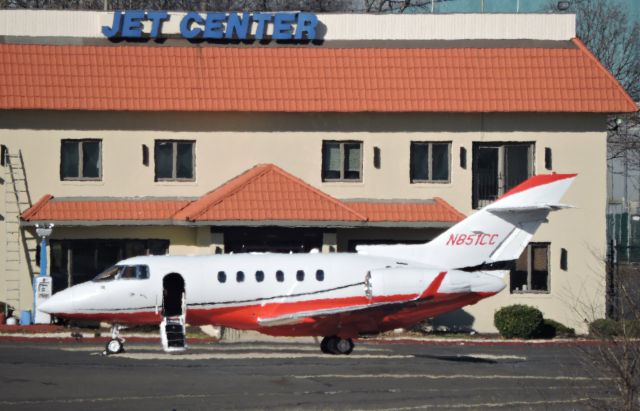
[499,173,577,200]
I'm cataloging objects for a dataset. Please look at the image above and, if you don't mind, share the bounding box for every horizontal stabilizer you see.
[488,203,574,213]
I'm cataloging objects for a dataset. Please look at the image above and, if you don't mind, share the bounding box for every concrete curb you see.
[365,337,603,347]
[0,331,602,346]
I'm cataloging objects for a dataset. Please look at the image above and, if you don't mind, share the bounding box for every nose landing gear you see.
[103,325,125,355]
[320,336,354,355]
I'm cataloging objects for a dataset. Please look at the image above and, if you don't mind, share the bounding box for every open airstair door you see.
[161,273,187,353]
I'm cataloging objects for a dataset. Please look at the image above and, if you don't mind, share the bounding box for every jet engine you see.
[364,267,443,302]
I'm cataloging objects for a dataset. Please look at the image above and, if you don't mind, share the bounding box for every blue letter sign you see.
[102,10,318,41]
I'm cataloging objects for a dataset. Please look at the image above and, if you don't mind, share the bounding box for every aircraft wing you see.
[257,271,447,327]
[257,300,404,327]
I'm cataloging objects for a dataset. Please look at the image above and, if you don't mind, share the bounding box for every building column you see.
[211,231,225,254]
[322,232,337,253]
[195,227,225,255]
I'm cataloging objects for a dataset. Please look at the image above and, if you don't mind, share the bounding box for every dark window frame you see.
[154,140,196,182]
[321,140,363,182]
[60,139,102,181]
[472,142,535,209]
[510,243,550,294]
[410,141,452,184]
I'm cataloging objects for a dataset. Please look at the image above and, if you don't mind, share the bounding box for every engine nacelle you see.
[364,267,444,302]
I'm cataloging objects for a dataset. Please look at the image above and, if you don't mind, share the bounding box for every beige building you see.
[0,11,636,332]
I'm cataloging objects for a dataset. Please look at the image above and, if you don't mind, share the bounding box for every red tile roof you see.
[0,39,635,113]
[348,198,465,223]
[21,197,190,222]
[175,164,367,222]
[21,164,465,225]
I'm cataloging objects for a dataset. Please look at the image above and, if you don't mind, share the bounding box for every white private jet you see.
[39,173,576,355]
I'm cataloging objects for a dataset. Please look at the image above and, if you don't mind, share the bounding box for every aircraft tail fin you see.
[356,174,577,269]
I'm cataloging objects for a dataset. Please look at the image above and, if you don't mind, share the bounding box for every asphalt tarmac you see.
[0,340,615,410]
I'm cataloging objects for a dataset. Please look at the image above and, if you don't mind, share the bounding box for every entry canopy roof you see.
[21,164,465,227]
[0,38,636,113]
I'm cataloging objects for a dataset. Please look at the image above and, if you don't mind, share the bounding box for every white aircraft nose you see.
[38,287,74,314]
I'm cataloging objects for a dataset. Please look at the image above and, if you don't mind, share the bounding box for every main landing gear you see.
[320,336,354,355]
[103,325,125,355]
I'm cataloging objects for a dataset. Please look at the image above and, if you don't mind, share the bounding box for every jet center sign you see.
[102,10,319,41]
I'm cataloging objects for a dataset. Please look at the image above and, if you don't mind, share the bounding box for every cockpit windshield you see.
[120,265,150,280]
[93,265,121,282]
[93,265,150,282]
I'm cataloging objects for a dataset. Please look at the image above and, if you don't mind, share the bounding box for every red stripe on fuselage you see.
[49,294,415,326]
[51,291,497,335]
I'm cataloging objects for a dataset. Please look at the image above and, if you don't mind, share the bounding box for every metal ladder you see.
[3,149,33,314]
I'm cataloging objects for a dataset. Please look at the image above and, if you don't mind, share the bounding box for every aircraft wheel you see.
[326,336,340,355]
[335,338,354,355]
[104,338,124,355]
[320,337,332,354]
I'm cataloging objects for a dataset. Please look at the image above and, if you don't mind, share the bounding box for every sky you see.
[427,0,639,21]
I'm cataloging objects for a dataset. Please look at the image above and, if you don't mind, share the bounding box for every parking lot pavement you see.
[0,340,614,410]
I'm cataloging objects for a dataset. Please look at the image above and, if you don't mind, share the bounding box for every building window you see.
[154,140,195,181]
[410,142,451,183]
[60,139,101,180]
[322,141,362,182]
[472,142,534,208]
[510,243,550,293]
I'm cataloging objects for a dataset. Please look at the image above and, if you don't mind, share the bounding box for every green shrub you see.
[590,319,640,338]
[624,320,640,338]
[494,305,544,339]
[589,319,622,338]
[537,319,576,339]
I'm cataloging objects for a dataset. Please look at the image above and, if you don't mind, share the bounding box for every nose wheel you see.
[103,324,125,355]
[320,336,354,355]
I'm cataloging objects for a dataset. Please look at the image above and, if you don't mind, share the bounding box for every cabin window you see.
[218,271,226,283]
[316,269,325,281]
[296,270,305,281]
[255,270,264,282]
[276,270,284,282]
[236,271,245,282]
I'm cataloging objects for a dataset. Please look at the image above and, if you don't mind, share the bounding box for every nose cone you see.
[38,287,74,315]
